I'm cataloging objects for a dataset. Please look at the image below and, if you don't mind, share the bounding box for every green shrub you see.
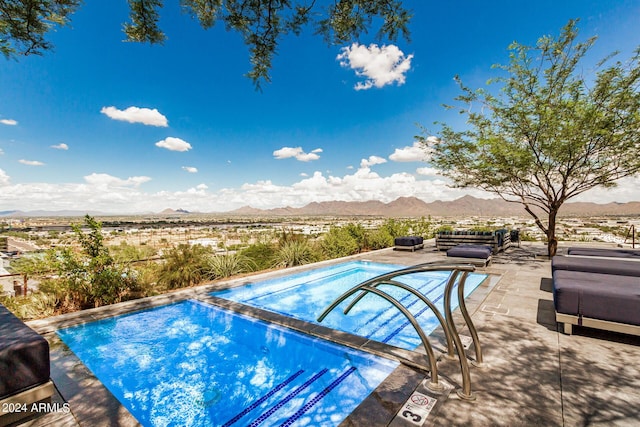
[0,292,58,320]
[110,241,157,262]
[379,218,410,239]
[273,240,315,268]
[343,223,368,252]
[366,229,394,250]
[320,227,359,258]
[204,253,255,279]
[406,216,434,239]
[241,243,276,271]
[157,244,211,289]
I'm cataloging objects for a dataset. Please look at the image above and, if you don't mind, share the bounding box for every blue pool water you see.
[213,261,487,350]
[57,300,398,427]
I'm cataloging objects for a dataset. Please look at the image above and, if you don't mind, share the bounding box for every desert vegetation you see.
[1,215,435,320]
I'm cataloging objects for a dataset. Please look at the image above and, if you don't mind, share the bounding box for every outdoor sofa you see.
[0,304,54,426]
[551,253,640,336]
[436,229,511,254]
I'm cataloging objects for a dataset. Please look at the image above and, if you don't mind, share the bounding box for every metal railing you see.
[317,262,484,400]
[624,224,636,248]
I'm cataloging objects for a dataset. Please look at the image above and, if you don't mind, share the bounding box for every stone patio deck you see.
[14,241,640,426]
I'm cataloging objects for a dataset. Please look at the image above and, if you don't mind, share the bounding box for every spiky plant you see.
[204,252,255,279]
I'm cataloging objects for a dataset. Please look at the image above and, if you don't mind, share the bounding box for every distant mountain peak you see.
[226,196,640,217]
[159,208,190,214]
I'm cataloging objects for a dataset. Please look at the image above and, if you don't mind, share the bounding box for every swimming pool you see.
[57,300,398,427]
[213,261,488,350]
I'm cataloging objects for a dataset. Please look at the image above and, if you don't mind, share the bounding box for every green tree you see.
[9,252,51,296]
[72,215,112,267]
[1,0,411,87]
[44,215,142,308]
[421,20,640,256]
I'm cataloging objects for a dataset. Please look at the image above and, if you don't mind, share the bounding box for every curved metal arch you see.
[318,284,444,392]
[342,277,456,359]
[443,270,477,400]
[317,262,483,400]
[445,270,484,366]
[317,263,473,326]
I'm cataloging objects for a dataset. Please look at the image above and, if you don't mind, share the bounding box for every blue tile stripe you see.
[248,369,329,427]
[355,279,442,335]
[362,280,447,340]
[279,366,358,427]
[382,287,455,344]
[222,370,305,427]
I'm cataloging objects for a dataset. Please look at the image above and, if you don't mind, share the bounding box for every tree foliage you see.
[420,20,640,256]
[1,0,412,86]
[0,0,81,57]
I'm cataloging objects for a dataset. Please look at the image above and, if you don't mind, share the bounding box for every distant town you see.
[2,212,638,256]
[2,194,639,298]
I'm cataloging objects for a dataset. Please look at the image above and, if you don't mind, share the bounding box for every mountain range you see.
[2,196,639,218]
[227,196,640,217]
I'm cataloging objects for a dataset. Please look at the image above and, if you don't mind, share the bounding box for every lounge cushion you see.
[394,236,423,246]
[447,245,492,259]
[567,247,640,259]
[552,256,640,277]
[0,304,50,399]
[552,270,640,326]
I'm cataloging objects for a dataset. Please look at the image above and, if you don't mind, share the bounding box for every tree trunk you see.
[547,209,558,257]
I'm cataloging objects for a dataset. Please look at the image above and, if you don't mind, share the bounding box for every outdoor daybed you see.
[567,247,640,259]
[551,255,640,336]
[394,236,424,251]
[446,244,493,267]
[0,304,54,426]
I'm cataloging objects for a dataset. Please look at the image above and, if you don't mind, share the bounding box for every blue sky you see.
[1,1,639,214]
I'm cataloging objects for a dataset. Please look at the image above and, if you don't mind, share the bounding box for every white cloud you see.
[273,146,321,162]
[0,169,10,186]
[84,173,151,187]
[155,137,192,152]
[1,169,638,214]
[337,43,413,90]
[416,167,440,177]
[182,166,198,173]
[360,155,387,168]
[389,141,428,162]
[574,176,640,204]
[51,143,69,150]
[1,119,17,126]
[0,148,4,155]
[300,172,309,177]
[101,106,168,127]
[19,159,45,166]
